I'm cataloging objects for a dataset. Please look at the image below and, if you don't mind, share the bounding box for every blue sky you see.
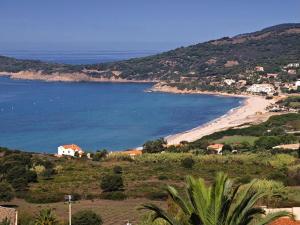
[0,0,299,51]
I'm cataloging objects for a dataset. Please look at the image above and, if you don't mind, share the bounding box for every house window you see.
[68,151,70,154]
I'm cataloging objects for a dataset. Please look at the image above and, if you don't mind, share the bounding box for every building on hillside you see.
[272,143,300,150]
[286,63,300,68]
[0,206,17,225]
[111,149,142,158]
[265,73,278,78]
[237,80,247,88]
[224,79,236,85]
[57,144,84,157]
[246,84,275,94]
[255,66,264,72]
[207,144,224,155]
[288,69,297,75]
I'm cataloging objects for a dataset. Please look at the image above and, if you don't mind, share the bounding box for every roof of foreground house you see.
[62,144,82,151]
[0,206,17,225]
[270,218,300,225]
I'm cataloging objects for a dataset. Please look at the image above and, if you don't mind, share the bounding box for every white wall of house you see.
[57,146,76,157]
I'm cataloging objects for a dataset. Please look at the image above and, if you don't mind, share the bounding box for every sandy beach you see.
[165,95,276,145]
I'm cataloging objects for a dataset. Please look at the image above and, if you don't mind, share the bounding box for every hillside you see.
[0,23,300,82]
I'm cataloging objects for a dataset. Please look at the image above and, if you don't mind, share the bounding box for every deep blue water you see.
[0,77,242,153]
[0,50,158,64]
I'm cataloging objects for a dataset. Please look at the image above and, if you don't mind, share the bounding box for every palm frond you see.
[140,204,181,225]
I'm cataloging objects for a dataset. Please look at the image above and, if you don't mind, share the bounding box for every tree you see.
[140,172,291,225]
[222,144,232,154]
[100,174,124,192]
[0,181,14,202]
[142,138,166,154]
[298,144,300,159]
[93,150,108,161]
[34,209,58,225]
[181,158,195,169]
[113,166,123,174]
[72,210,103,225]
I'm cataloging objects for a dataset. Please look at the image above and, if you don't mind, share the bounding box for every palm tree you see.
[141,172,291,225]
[34,208,58,225]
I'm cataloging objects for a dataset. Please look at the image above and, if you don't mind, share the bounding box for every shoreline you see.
[0,72,278,148]
[165,95,276,145]
[0,71,158,83]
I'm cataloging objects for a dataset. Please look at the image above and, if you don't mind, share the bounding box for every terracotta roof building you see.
[57,144,84,157]
[207,144,224,154]
[0,206,17,225]
[269,218,300,225]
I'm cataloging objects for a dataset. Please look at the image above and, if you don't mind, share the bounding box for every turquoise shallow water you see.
[0,77,242,153]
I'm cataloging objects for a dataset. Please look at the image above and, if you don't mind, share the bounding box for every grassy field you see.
[1,152,300,224]
[29,153,300,200]
[214,135,259,145]
[4,198,165,225]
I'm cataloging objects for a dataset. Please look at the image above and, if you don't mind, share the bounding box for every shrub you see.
[0,182,14,202]
[113,166,123,174]
[72,210,103,225]
[100,174,124,192]
[142,138,166,153]
[147,191,168,200]
[92,150,108,161]
[26,170,38,183]
[25,191,64,203]
[99,191,127,200]
[181,157,195,169]
[158,175,168,180]
[222,144,232,154]
[32,165,46,175]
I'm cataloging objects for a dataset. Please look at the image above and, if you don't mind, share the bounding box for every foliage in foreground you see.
[72,210,103,225]
[34,208,58,225]
[141,172,291,225]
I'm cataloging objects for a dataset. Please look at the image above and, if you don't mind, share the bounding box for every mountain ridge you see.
[0,23,299,82]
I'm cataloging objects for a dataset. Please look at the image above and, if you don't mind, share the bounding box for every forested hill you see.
[0,23,300,81]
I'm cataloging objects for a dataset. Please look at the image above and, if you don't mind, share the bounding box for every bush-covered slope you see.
[0,23,300,81]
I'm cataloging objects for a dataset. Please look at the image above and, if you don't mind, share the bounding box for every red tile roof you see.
[269,218,300,225]
[62,144,82,151]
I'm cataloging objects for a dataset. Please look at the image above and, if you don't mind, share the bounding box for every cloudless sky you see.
[0,0,300,51]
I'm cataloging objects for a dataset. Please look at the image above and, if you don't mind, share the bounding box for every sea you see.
[0,50,242,153]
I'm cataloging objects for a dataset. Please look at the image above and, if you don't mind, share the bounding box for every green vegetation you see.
[72,210,103,225]
[0,181,14,202]
[34,208,58,225]
[214,135,258,145]
[100,174,124,192]
[0,218,11,225]
[141,172,290,225]
[1,24,299,85]
[181,157,195,169]
[278,96,300,109]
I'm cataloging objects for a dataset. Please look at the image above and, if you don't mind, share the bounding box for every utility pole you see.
[65,195,73,225]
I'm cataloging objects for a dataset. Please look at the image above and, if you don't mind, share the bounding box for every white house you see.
[295,80,300,88]
[247,84,275,94]
[57,144,84,157]
[286,63,299,68]
[224,79,235,85]
[207,144,224,155]
[255,66,264,72]
[288,69,297,75]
